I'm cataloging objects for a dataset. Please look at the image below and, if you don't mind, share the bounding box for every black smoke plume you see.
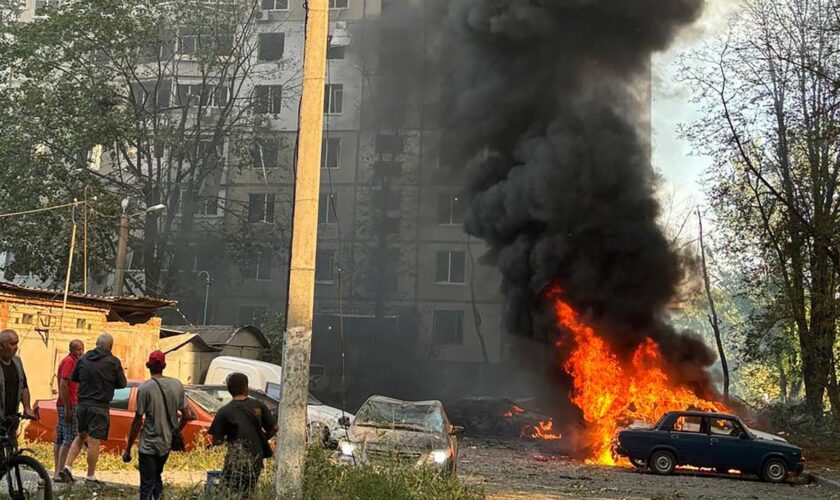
[443,0,716,390]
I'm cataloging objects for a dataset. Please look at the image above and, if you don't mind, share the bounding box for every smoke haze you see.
[443,0,716,390]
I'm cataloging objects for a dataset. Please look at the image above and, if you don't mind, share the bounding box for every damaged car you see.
[337,395,463,475]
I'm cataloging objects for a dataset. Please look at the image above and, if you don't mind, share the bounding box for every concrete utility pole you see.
[275,0,329,495]
[114,212,129,297]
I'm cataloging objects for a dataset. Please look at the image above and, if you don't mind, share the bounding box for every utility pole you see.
[114,212,129,297]
[275,0,328,495]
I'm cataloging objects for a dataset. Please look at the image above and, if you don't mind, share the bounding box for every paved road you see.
[458,437,838,500]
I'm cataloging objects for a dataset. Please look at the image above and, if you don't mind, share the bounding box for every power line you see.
[0,200,87,219]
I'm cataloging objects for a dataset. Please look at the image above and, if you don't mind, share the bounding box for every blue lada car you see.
[614,411,804,483]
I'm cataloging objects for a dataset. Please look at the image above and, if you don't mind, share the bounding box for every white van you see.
[204,356,283,399]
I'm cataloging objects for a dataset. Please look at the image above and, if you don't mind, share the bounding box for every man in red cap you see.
[123,350,189,500]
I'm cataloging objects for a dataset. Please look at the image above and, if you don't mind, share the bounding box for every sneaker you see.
[61,467,74,483]
[84,477,104,486]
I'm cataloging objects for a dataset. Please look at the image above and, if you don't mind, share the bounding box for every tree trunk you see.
[697,209,729,399]
[777,355,787,404]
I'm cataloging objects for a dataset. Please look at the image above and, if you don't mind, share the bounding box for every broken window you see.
[376,133,404,155]
[251,139,280,169]
[433,310,463,345]
[318,194,338,225]
[248,193,276,223]
[321,137,341,169]
[259,33,285,61]
[438,194,465,225]
[315,249,336,282]
[324,84,344,114]
[255,85,283,114]
[436,251,465,284]
[244,251,273,280]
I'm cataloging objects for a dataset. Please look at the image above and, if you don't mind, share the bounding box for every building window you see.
[318,194,337,225]
[376,134,404,155]
[176,84,229,108]
[321,137,341,169]
[261,0,288,9]
[252,140,280,169]
[315,250,336,283]
[76,319,87,329]
[433,310,463,345]
[327,44,346,60]
[178,32,198,54]
[197,191,223,216]
[329,0,349,9]
[324,84,344,114]
[34,0,61,16]
[259,33,285,61]
[438,194,465,225]
[436,251,465,284]
[239,305,267,327]
[21,314,34,325]
[255,85,283,114]
[248,193,276,223]
[244,251,273,280]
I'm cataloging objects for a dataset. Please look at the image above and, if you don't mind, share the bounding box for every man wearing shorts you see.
[70,333,126,484]
[53,339,83,483]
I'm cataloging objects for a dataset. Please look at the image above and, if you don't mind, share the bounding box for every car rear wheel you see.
[649,450,676,475]
[762,458,788,483]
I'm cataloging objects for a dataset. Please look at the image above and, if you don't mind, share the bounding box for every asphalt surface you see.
[457,437,838,500]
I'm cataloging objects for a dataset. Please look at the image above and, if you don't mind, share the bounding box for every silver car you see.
[337,395,463,475]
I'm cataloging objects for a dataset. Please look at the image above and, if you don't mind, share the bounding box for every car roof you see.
[667,410,737,419]
[364,395,444,409]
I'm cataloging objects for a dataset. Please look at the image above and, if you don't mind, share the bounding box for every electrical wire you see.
[0,200,86,219]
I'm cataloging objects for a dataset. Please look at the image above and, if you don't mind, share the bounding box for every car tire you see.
[762,458,788,483]
[649,450,676,475]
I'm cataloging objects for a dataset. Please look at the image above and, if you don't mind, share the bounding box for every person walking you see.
[209,373,277,496]
[123,351,188,500]
[0,330,34,443]
[53,339,83,483]
[68,333,126,484]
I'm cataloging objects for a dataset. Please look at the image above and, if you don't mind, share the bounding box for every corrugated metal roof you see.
[0,282,176,310]
[164,325,269,348]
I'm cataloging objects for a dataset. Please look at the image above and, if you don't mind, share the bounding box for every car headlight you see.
[430,449,449,464]
[339,440,356,456]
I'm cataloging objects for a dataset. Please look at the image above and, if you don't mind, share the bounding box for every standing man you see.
[209,373,277,496]
[69,333,126,485]
[0,330,34,443]
[53,339,83,483]
[123,351,188,500]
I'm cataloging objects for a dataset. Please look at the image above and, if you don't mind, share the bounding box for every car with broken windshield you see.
[337,395,463,475]
[614,410,805,483]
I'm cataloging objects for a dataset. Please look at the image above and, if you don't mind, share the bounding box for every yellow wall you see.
[165,347,217,385]
[0,293,161,402]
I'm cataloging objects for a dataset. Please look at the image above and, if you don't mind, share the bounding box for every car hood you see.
[348,425,449,451]
[309,404,354,423]
[750,429,788,443]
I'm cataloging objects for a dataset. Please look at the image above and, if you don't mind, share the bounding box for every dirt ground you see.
[458,437,838,500]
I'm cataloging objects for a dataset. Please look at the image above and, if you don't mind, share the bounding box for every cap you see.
[147,350,166,369]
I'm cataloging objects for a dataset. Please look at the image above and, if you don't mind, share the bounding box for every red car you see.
[25,381,222,452]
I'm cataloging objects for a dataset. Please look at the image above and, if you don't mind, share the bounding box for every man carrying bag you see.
[123,351,189,500]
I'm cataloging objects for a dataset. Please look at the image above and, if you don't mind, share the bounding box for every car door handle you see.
[670,433,679,439]
[710,438,719,445]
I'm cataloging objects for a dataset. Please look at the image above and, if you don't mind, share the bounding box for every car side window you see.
[672,415,704,433]
[710,418,743,437]
[110,387,132,411]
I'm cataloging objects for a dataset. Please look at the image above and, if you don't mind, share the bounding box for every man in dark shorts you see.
[53,339,83,483]
[0,330,34,445]
[209,373,277,495]
[70,333,126,484]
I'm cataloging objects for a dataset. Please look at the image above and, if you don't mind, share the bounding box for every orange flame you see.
[503,404,525,418]
[547,285,723,465]
[529,419,563,440]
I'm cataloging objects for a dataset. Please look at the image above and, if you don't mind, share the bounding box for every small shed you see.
[157,331,221,385]
[0,282,175,401]
[163,325,269,361]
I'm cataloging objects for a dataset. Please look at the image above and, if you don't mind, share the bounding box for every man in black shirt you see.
[0,330,34,444]
[209,373,277,495]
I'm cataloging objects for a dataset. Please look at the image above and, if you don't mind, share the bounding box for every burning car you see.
[446,396,560,440]
[614,410,805,483]
[337,396,463,475]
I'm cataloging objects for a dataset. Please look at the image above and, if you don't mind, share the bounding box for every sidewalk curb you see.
[808,472,840,492]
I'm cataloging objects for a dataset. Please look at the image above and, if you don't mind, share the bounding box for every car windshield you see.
[354,399,445,434]
[186,389,224,414]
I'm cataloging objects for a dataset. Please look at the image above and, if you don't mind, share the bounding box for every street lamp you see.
[198,270,212,325]
[114,202,166,297]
